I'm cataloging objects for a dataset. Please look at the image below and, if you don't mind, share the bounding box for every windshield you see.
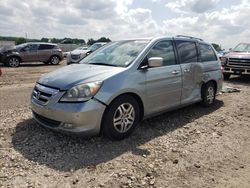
[233,43,250,52]
[81,40,149,67]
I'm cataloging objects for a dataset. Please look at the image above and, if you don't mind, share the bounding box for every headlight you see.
[60,81,102,102]
[220,57,228,65]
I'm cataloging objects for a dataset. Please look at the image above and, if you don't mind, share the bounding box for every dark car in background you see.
[0,42,63,67]
[221,43,250,79]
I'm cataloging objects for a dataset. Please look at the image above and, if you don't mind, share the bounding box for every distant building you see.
[0,41,15,48]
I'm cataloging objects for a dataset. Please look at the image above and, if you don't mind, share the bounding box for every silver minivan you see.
[31,36,223,140]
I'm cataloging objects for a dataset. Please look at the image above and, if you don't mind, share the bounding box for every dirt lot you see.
[0,61,250,188]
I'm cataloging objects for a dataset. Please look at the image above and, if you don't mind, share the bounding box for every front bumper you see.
[31,97,106,136]
[0,53,7,63]
[223,66,250,75]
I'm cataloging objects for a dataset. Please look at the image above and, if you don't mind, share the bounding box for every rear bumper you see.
[223,66,250,75]
[31,98,106,136]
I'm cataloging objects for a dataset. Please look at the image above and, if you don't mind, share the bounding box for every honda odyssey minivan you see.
[31,36,223,140]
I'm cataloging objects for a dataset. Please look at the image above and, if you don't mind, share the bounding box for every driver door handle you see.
[184,69,191,73]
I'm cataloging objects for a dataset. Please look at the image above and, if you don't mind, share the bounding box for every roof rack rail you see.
[175,35,203,41]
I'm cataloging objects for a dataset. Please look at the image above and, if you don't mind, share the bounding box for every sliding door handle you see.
[172,70,180,75]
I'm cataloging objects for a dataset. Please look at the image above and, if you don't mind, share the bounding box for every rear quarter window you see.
[200,43,217,62]
[38,44,55,50]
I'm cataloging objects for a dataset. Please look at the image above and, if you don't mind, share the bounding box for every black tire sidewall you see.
[102,95,140,140]
[202,82,216,107]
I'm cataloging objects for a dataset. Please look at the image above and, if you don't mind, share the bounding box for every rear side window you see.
[176,40,198,63]
[147,40,176,66]
[200,43,217,62]
[39,44,55,50]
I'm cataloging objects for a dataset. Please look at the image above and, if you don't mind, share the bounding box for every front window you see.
[233,43,250,52]
[81,40,149,67]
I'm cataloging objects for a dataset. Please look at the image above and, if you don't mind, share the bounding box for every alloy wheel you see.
[113,103,135,133]
[51,56,59,65]
[207,86,215,104]
[9,57,19,67]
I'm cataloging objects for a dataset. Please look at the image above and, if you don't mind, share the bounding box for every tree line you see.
[0,36,111,45]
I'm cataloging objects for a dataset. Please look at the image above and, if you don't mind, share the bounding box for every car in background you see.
[31,36,222,140]
[67,42,106,65]
[0,42,63,67]
[221,43,250,79]
[63,46,88,58]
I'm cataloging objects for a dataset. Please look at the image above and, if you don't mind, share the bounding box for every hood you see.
[71,49,89,55]
[38,64,125,90]
[0,45,16,53]
[225,51,250,59]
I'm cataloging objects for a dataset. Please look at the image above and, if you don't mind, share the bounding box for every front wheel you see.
[201,82,216,107]
[7,57,20,67]
[102,95,140,140]
[49,56,60,65]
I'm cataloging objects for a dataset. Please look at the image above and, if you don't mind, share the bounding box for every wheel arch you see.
[7,55,22,63]
[50,54,62,61]
[99,92,145,136]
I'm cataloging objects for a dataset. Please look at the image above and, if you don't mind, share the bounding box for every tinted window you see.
[23,44,38,51]
[200,43,217,62]
[39,44,55,50]
[147,40,176,66]
[176,41,198,63]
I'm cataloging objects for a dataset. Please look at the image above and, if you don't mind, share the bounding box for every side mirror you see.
[148,57,163,68]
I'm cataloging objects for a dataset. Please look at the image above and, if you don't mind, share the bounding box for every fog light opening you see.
[61,123,74,129]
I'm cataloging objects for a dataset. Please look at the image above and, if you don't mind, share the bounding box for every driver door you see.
[20,44,38,62]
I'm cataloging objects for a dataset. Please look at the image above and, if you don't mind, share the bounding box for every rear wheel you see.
[102,95,140,140]
[223,73,231,80]
[7,57,20,67]
[201,82,216,107]
[49,55,60,65]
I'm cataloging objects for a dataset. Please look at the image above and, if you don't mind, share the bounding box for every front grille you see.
[228,58,250,67]
[33,111,61,128]
[71,54,80,60]
[32,84,59,105]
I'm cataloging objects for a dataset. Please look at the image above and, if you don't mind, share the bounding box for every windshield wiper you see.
[88,62,119,67]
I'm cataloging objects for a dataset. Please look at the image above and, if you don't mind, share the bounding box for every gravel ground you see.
[0,62,250,188]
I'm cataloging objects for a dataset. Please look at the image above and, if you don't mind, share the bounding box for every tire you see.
[7,57,20,67]
[201,82,216,107]
[223,73,231,80]
[49,55,60,65]
[102,95,140,140]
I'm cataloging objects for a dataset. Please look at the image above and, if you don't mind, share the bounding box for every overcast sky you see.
[0,0,249,49]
